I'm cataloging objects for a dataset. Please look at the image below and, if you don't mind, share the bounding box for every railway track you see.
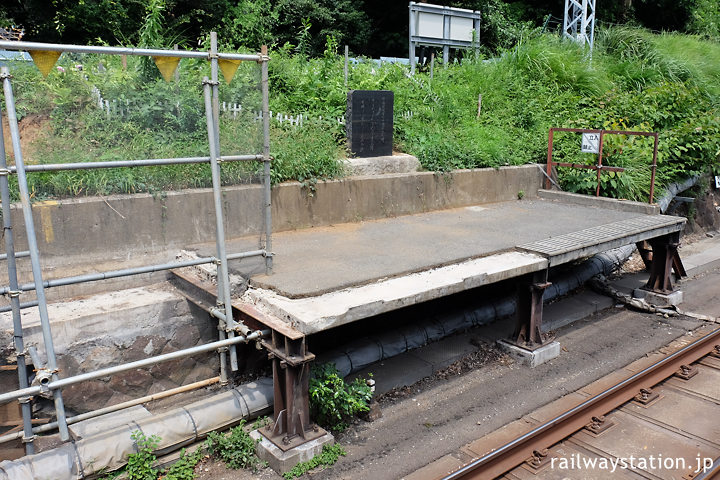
[411,324,720,480]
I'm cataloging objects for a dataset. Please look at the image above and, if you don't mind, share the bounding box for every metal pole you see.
[0,330,269,404]
[443,13,450,68]
[0,250,266,297]
[546,129,555,190]
[344,45,349,87]
[650,133,659,204]
[0,39,260,61]
[210,32,241,374]
[0,377,220,445]
[430,53,435,80]
[0,250,30,261]
[595,130,605,197]
[409,3,416,74]
[8,154,263,173]
[261,45,273,275]
[2,66,70,441]
[0,97,35,455]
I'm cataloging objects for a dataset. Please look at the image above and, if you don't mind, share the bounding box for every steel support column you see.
[512,270,552,349]
[643,232,686,294]
[261,330,326,451]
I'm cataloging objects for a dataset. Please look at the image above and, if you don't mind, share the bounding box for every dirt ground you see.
[192,271,718,479]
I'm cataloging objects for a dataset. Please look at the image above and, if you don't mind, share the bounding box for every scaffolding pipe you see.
[2,66,70,441]
[0,377,221,445]
[0,249,266,297]
[0,251,29,261]
[7,154,263,173]
[0,39,261,61]
[0,330,268,405]
[0,301,38,315]
[261,45,273,274]
[208,34,241,374]
[0,102,35,455]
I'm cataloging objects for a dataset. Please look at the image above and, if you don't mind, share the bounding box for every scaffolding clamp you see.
[8,289,22,298]
[0,71,12,80]
[0,168,10,176]
[202,78,219,86]
[18,395,32,405]
[21,434,36,444]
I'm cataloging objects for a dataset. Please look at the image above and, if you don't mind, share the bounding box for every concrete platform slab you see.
[633,288,684,307]
[244,251,548,334]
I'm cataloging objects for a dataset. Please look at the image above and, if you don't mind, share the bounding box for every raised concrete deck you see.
[217,191,685,335]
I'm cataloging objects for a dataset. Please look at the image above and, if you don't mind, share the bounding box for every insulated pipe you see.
[0,377,220,446]
[0,98,35,455]
[656,175,701,213]
[2,67,70,441]
[0,378,274,480]
[0,39,261,61]
[319,245,636,377]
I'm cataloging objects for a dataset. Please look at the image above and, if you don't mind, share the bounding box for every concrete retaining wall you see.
[1,166,541,299]
[0,283,219,413]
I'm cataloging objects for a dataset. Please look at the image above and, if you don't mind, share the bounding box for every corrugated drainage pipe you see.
[319,245,636,377]
[0,378,273,480]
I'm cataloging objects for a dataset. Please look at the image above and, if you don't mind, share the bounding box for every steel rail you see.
[443,326,720,480]
[0,40,261,61]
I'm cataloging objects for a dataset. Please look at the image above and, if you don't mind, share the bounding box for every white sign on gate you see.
[715,175,720,189]
[581,132,600,154]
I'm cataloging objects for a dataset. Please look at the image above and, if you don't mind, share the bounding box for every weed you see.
[309,363,373,432]
[163,448,203,480]
[205,420,265,472]
[282,443,346,480]
[127,431,160,480]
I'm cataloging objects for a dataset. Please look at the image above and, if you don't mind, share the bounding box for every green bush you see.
[309,363,372,432]
[205,420,264,472]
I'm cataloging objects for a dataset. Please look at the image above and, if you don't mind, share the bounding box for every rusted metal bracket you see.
[583,415,615,436]
[511,270,553,349]
[633,387,660,406]
[261,330,326,451]
[711,345,720,359]
[642,232,686,294]
[523,449,552,473]
[674,364,698,380]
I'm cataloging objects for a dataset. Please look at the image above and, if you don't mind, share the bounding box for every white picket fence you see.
[90,87,414,126]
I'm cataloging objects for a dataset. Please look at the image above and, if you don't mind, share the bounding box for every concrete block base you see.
[632,288,683,307]
[250,429,334,474]
[496,340,561,368]
[344,153,420,176]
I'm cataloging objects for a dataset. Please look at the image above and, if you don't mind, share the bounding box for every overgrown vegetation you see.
[100,431,203,480]
[309,363,373,432]
[282,443,347,480]
[204,419,265,472]
[1,24,718,202]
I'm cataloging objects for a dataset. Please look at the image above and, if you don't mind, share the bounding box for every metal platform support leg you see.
[644,232,685,294]
[261,330,326,451]
[512,269,553,349]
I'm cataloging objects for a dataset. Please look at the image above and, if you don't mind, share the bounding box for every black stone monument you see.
[346,90,394,157]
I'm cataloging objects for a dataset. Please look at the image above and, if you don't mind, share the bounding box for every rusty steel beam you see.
[443,327,720,480]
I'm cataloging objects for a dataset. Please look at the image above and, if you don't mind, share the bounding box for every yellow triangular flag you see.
[218,58,242,85]
[29,50,62,78]
[152,56,180,82]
